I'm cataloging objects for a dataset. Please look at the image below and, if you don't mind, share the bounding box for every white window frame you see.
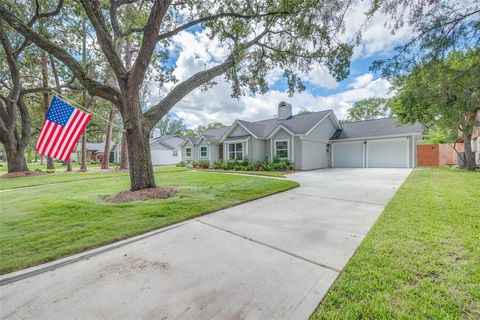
[185,147,192,158]
[227,142,244,161]
[199,145,208,158]
[172,150,178,157]
[274,139,290,160]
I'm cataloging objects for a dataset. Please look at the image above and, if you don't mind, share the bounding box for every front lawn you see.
[194,168,288,178]
[312,168,480,319]
[0,167,298,274]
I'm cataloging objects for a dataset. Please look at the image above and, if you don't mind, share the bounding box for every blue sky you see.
[149,2,412,128]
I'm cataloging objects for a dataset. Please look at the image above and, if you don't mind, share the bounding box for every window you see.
[200,146,208,157]
[185,147,192,158]
[172,151,178,157]
[228,142,243,160]
[275,140,289,159]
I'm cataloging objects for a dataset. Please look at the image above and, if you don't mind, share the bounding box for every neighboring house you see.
[181,101,424,169]
[149,134,185,165]
[471,110,480,166]
[72,142,119,163]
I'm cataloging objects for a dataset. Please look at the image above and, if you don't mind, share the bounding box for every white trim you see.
[225,141,246,161]
[198,145,209,159]
[273,138,290,161]
[266,124,294,139]
[185,146,193,159]
[220,120,259,142]
[196,136,207,145]
[365,141,368,168]
[411,136,414,168]
[330,133,419,142]
[181,138,194,147]
[362,141,366,168]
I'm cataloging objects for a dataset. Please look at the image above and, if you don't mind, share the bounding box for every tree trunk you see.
[40,50,55,170]
[463,131,476,171]
[67,159,72,172]
[80,131,87,172]
[122,94,155,191]
[5,146,28,173]
[120,132,129,169]
[119,39,132,171]
[101,109,115,169]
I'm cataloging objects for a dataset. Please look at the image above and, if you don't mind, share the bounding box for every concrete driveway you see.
[0,168,411,320]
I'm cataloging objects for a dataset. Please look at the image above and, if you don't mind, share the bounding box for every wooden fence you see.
[417,143,464,166]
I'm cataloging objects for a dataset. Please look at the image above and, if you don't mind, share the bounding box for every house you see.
[149,134,185,165]
[72,142,118,163]
[471,110,480,166]
[181,101,423,169]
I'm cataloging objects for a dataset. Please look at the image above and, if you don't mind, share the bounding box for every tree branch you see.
[144,27,271,130]
[130,0,172,90]
[157,11,292,42]
[0,5,121,105]
[14,0,65,58]
[79,0,126,80]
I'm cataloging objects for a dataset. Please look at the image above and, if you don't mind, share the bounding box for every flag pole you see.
[55,93,125,132]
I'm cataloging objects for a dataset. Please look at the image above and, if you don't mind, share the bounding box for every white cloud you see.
[349,73,374,89]
[149,5,407,128]
[302,62,338,89]
[341,1,412,59]
[152,71,393,127]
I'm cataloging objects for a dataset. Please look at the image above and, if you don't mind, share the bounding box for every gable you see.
[305,116,337,142]
[229,124,249,137]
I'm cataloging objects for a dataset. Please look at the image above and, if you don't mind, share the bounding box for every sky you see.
[149,2,413,129]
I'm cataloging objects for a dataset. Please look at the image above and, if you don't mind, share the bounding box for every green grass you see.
[0,167,298,274]
[312,168,480,319]
[0,161,103,173]
[0,165,187,190]
[195,168,288,178]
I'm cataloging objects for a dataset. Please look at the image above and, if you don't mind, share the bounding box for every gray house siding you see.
[151,143,171,151]
[182,142,196,161]
[293,136,302,169]
[300,115,337,169]
[305,115,336,142]
[250,138,266,162]
[230,125,249,137]
[301,140,328,170]
[209,143,220,163]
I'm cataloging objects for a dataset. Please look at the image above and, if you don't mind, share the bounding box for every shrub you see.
[213,161,223,170]
[176,161,187,167]
[191,161,210,169]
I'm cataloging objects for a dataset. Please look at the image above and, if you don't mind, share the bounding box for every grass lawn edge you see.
[308,169,414,318]
[1,179,299,277]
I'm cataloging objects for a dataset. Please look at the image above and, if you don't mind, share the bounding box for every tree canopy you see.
[346,97,391,121]
[391,48,480,170]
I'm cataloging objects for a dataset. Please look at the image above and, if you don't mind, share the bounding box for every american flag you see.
[36,96,92,161]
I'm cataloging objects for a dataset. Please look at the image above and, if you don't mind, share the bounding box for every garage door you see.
[367,138,409,168]
[151,150,179,165]
[332,141,364,167]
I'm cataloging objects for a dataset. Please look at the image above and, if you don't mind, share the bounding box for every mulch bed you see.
[104,186,179,203]
[0,171,46,179]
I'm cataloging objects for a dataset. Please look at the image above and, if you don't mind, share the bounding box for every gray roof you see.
[331,118,423,140]
[150,134,185,149]
[200,126,230,141]
[224,135,251,141]
[192,110,333,142]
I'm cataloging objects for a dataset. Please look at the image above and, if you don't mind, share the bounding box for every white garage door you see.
[332,141,364,167]
[367,138,409,168]
[151,150,179,165]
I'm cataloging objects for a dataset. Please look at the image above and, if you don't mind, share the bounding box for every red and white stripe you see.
[35,109,91,161]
